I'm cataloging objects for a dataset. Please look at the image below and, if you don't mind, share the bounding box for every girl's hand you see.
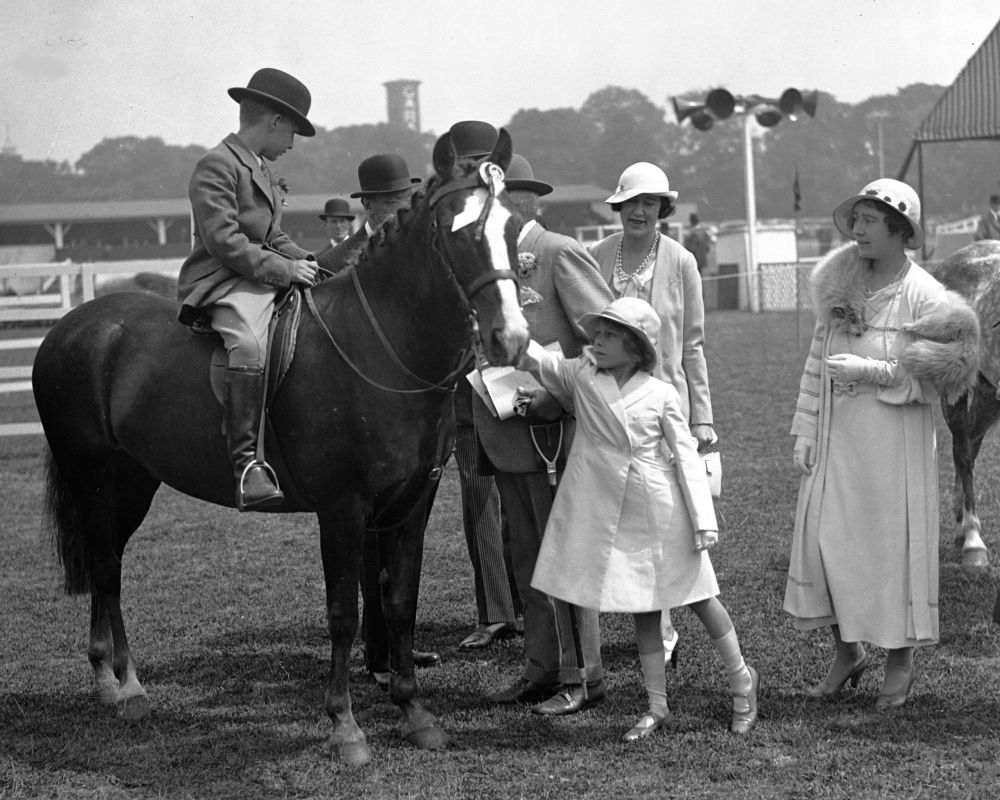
[695,530,718,551]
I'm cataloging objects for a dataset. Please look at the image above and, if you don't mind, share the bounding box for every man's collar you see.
[517,218,537,244]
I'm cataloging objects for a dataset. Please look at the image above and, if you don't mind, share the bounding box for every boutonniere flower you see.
[517,252,537,276]
[276,177,290,207]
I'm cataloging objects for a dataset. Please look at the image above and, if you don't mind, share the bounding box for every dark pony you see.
[32,130,528,767]
[934,239,1000,572]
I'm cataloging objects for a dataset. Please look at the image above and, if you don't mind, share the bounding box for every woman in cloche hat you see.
[588,161,718,671]
[787,178,979,710]
[516,297,758,742]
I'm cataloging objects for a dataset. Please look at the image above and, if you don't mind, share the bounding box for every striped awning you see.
[914,17,1000,143]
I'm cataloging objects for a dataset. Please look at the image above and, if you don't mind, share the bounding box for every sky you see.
[2,0,998,165]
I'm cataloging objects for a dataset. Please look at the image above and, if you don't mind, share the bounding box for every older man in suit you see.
[177,67,321,512]
[315,154,420,275]
[477,153,614,714]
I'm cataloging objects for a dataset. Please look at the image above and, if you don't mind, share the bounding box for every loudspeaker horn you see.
[705,88,736,120]
[779,88,818,120]
[671,97,715,131]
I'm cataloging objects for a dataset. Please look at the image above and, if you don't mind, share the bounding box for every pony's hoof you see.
[962,547,989,569]
[335,740,372,767]
[117,695,150,721]
[403,724,450,750]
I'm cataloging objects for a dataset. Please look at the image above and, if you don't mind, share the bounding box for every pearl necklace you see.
[614,232,660,281]
[849,263,907,359]
[865,259,909,295]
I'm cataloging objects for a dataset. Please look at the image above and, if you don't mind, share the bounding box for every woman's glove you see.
[695,530,718,551]
[793,435,815,476]
[825,353,897,386]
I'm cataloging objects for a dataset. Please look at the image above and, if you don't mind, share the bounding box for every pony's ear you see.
[490,129,513,172]
[433,133,457,179]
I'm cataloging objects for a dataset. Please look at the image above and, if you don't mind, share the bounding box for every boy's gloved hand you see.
[695,530,718,551]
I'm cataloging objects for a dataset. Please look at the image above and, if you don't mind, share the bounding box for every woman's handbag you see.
[701,444,722,499]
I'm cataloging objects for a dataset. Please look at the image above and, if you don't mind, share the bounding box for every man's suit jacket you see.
[315,226,369,274]
[590,232,713,426]
[177,133,310,326]
[976,209,1000,241]
[473,222,613,474]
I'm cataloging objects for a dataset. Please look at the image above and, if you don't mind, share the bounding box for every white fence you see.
[0,259,180,437]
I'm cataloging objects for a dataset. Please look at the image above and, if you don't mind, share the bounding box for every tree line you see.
[2,83,998,223]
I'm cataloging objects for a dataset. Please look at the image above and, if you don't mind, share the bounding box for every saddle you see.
[205,285,304,406]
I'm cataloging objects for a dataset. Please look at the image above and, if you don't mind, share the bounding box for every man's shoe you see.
[531,682,606,716]
[413,649,441,668]
[458,622,518,649]
[486,678,558,705]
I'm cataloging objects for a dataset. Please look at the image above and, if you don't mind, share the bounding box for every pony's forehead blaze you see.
[451,186,488,232]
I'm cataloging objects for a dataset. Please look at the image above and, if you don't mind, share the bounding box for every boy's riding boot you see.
[223,367,284,511]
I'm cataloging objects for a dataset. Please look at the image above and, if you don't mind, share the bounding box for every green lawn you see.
[2,311,999,799]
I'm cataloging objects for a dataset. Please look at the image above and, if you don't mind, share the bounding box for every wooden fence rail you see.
[0,258,180,437]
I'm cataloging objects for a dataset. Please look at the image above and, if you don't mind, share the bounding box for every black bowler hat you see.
[448,120,498,160]
[228,68,316,137]
[318,198,355,220]
[505,154,553,196]
[350,154,422,198]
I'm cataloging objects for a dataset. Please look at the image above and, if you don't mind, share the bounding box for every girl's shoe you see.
[662,629,680,670]
[731,665,759,735]
[876,663,916,711]
[622,710,670,742]
[807,653,869,700]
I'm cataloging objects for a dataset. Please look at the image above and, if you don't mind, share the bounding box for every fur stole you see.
[811,243,980,403]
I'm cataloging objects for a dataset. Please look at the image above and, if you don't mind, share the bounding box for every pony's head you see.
[424,128,529,366]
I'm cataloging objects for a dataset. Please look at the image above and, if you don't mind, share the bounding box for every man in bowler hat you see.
[476,151,613,714]
[315,153,438,684]
[446,121,524,652]
[316,198,356,258]
[315,154,420,275]
[177,67,321,512]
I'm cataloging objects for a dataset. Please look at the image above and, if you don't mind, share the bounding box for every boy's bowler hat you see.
[229,68,316,137]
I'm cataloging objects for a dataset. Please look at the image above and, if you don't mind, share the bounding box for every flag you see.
[792,166,801,214]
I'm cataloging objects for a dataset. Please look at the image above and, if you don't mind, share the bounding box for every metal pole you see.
[743,114,759,312]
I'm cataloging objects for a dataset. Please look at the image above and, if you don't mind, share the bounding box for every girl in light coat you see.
[517,297,757,742]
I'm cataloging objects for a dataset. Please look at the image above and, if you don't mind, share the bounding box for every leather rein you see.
[304,161,517,395]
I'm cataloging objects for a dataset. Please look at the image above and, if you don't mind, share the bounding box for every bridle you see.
[304,160,518,395]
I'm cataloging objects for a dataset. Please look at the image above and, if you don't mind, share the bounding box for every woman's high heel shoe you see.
[807,655,869,700]
[622,710,670,742]
[876,663,916,711]
[662,629,680,670]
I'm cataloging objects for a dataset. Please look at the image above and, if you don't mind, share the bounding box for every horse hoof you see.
[335,740,372,767]
[962,548,989,569]
[403,725,450,750]
[117,695,150,721]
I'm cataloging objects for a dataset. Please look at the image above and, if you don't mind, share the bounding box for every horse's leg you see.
[88,594,118,706]
[87,459,160,719]
[944,381,999,569]
[318,504,371,767]
[381,497,448,750]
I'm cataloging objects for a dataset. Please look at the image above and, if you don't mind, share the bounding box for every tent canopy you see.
[899,17,1000,178]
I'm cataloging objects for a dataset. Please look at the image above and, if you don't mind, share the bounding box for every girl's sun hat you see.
[605,162,678,204]
[832,178,923,250]
[578,297,661,368]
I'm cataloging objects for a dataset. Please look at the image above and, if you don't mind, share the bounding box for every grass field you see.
[2,311,999,799]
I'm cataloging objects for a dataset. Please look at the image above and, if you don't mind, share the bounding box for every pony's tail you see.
[43,447,92,595]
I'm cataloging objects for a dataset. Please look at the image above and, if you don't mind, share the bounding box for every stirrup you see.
[237,460,284,511]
